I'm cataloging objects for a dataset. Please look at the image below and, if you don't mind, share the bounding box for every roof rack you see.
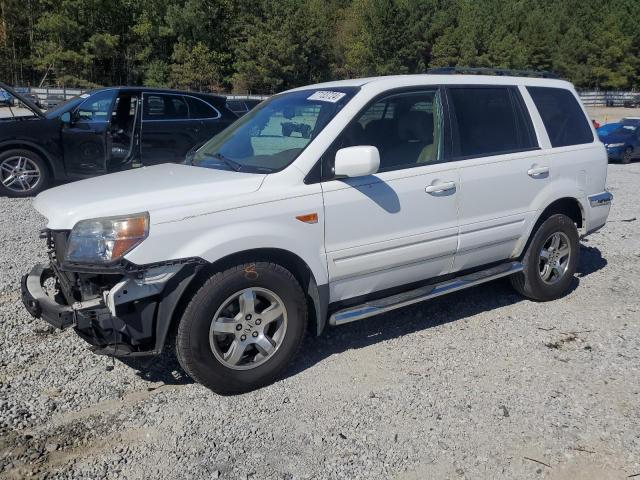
[426,67,560,79]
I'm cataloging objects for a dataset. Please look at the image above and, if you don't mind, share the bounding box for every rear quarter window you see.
[186,96,220,119]
[527,87,594,148]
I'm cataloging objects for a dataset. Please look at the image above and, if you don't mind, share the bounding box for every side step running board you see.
[329,261,523,326]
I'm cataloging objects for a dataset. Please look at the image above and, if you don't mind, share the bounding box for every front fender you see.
[187,222,328,286]
[126,193,328,286]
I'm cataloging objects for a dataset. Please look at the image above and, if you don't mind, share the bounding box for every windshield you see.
[191,87,358,173]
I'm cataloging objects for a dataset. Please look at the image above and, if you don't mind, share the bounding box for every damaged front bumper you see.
[21,260,203,357]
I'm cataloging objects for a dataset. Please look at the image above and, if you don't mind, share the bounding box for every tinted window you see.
[335,89,443,173]
[527,87,593,147]
[226,100,247,113]
[143,94,189,120]
[187,96,220,119]
[448,87,537,158]
[75,90,116,122]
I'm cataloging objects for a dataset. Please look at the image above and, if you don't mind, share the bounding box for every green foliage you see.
[1,0,639,91]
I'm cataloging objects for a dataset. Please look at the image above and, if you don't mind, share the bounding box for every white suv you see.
[22,72,612,394]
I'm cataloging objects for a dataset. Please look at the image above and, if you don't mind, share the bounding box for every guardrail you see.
[12,86,269,103]
[578,90,638,107]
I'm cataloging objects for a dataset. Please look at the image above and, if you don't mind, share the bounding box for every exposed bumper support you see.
[21,262,202,356]
[21,264,75,329]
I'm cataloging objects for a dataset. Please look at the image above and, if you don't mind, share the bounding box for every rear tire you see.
[511,214,579,301]
[176,262,307,394]
[622,147,633,164]
[0,149,50,197]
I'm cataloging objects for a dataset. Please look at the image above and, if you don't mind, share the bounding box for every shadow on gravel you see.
[118,349,194,386]
[576,245,607,278]
[287,279,525,379]
[285,246,606,381]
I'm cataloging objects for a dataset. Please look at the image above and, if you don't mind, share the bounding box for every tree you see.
[2,0,639,91]
[169,41,227,91]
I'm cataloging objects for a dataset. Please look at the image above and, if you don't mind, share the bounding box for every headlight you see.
[66,213,149,264]
[607,143,625,148]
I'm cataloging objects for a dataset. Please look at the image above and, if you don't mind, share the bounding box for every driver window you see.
[335,89,443,173]
[75,90,116,122]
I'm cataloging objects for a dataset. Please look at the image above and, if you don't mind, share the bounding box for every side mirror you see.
[60,112,71,124]
[334,145,380,178]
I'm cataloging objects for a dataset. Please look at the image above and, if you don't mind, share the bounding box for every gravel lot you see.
[0,163,639,479]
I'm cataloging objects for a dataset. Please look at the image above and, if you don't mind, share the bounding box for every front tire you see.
[0,149,50,197]
[511,214,580,301]
[622,147,633,164]
[176,262,307,394]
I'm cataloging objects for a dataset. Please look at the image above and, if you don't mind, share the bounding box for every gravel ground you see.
[1,163,639,480]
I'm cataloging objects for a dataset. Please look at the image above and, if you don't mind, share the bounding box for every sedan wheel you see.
[0,156,42,193]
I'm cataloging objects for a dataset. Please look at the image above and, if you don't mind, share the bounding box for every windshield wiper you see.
[205,152,243,172]
[199,152,275,173]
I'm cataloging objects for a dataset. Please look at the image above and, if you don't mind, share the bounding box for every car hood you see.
[34,163,266,229]
[0,81,45,117]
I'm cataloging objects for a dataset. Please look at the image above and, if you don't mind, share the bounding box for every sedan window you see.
[143,94,190,120]
[186,96,220,119]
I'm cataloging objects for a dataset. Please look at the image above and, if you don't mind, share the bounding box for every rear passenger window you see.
[527,87,594,147]
[447,87,537,159]
[187,97,220,119]
[143,94,189,120]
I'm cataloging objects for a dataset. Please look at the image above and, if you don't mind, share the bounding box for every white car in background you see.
[22,70,612,394]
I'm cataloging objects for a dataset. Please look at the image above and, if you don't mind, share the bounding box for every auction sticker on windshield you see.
[307,91,347,103]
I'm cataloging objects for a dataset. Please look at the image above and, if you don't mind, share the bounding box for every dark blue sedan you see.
[599,118,640,163]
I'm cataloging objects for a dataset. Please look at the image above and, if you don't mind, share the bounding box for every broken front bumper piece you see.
[21,261,202,356]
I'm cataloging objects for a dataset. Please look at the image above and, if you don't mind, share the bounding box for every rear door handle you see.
[425,181,456,194]
[527,166,549,177]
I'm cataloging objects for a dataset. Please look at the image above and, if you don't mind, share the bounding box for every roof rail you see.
[426,67,560,79]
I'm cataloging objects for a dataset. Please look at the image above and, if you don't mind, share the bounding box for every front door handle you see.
[527,166,549,177]
[425,181,456,194]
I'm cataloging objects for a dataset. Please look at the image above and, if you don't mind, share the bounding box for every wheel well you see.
[538,197,583,229]
[169,249,323,344]
[0,143,55,178]
[520,197,584,258]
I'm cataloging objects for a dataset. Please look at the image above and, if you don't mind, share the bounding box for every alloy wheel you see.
[209,287,288,370]
[538,231,571,284]
[0,156,41,193]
